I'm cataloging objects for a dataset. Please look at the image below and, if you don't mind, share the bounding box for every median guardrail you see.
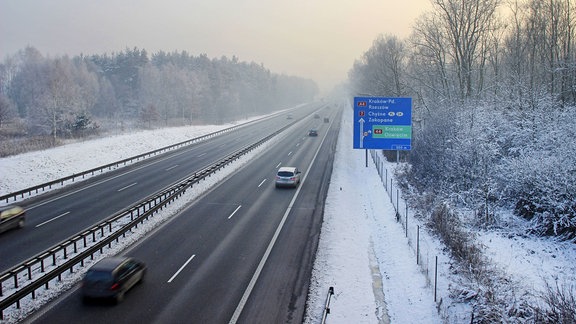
[0,120,292,320]
[0,111,287,205]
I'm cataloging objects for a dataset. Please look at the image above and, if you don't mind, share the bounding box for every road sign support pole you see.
[365,149,368,167]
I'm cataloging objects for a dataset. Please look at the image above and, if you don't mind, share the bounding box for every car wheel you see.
[115,291,125,304]
[139,270,146,284]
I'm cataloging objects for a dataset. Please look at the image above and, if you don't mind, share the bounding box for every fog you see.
[0,0,432,93]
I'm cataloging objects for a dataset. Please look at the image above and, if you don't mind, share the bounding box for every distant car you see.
[308,129,318,136]
[275,167,301,188]
[0,205,25,233]
[323,117,329,123]
[287,114,293,119]
[313,114,320,119]
[82,256,146,304]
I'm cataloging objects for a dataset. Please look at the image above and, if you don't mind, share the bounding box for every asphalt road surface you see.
[24,105,341,323]
[0,103,323,271]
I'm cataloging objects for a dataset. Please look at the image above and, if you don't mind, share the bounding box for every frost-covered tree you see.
[349,0,576,239]
[349,35,407,97]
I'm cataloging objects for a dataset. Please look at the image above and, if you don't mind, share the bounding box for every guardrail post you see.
[385,169,388,191]
[434,256,438,302]
[405,205,408,237]
[417,225,420,265]
[321,286,334,324]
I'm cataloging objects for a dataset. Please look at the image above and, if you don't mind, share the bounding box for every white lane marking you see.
[118,182,138,192]
[258,179,267,188]
[168,254,196,283]
[35,211,71,227]
[228,205,242,219]
[197,153,207,157]
[229,117,329,324]
[165,165,179,171]
[288,151,293,156]
[275,162,282,168]
[27,144,205,210]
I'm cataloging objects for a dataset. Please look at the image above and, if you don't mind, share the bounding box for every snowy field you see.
[1,110,575,323]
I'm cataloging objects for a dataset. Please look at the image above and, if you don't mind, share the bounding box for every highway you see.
[0,103,324,271]
[18,104,341,323]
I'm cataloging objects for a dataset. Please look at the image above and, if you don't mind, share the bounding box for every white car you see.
[275,167,301,188]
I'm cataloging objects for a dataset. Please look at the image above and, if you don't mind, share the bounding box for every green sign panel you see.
[372,125,412,139]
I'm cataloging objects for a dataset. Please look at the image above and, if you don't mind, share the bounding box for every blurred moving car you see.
[275,167,301,188]
[82,256,146,304]
[0,205,25,233]
[308,129,318,136]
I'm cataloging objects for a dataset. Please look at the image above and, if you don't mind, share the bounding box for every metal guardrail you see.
[0,112,285,205]
[0,121,292,320]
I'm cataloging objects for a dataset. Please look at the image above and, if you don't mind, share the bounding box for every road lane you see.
[28,105,339,323]
[0,105,324,271]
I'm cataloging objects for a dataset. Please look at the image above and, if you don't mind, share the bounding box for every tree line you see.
[0,47,318,143]
[349,0,576,240]
[348,1,576,320]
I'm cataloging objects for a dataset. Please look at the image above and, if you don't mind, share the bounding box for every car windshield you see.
[277,171,294,177]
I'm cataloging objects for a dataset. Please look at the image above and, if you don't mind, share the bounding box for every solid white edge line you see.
[228,123,329,324]
[167,254,196,283]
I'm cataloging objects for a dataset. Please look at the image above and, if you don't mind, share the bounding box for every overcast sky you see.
[0,0,432,93]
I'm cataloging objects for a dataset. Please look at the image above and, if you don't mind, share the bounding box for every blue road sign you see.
[353,97,412,150]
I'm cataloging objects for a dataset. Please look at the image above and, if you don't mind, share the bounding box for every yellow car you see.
[0,206,26,233]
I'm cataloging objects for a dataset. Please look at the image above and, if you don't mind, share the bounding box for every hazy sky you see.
[0,0,432,93]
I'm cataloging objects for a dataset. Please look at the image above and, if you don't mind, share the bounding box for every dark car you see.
[313,113,320,119]
[308,129,318,136]
[0,205,25,233]
[323,117,329,123]
[82,256,146,303]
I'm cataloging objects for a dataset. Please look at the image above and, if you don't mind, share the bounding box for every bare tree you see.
[0,94,16,128]
[348,35,408,97]
[410,12,453,100]
[430,0,501,99]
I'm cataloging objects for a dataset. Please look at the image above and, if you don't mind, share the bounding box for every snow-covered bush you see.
[405,97,576,240]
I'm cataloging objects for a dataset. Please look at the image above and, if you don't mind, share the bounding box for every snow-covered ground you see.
[1,109,575,323]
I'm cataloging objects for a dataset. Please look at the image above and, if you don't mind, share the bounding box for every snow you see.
[1,109,575,323]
